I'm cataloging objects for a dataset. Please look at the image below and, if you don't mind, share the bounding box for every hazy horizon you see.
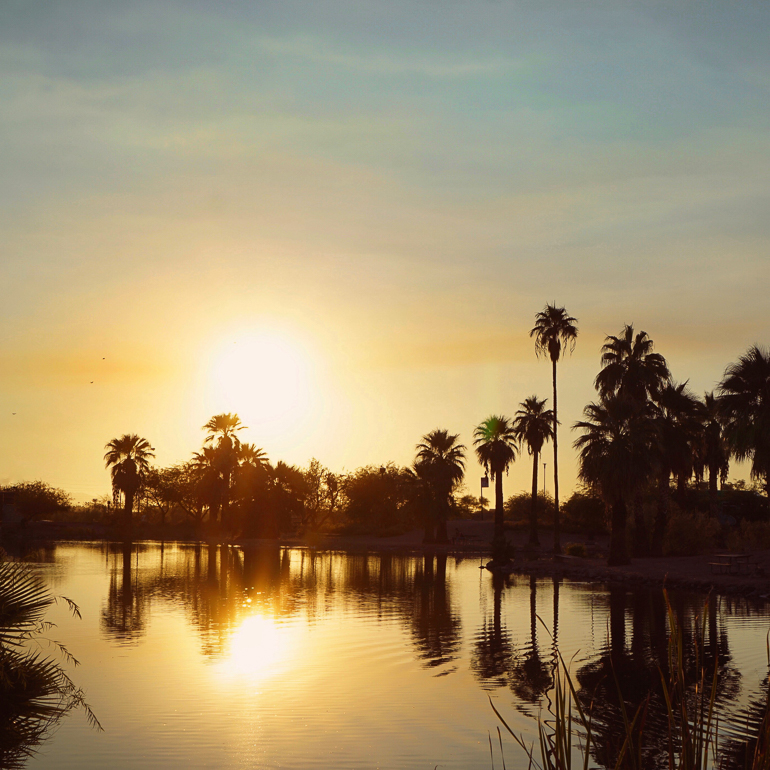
[2,1,768,502]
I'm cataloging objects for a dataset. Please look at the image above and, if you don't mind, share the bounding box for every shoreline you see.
[8,518,770,600]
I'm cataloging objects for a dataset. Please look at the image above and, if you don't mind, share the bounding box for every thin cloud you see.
[258,35,524,78]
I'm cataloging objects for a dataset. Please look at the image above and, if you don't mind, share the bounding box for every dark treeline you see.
[2,306,768,562]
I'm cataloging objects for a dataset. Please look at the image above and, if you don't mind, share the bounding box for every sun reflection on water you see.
[214,614,296,683]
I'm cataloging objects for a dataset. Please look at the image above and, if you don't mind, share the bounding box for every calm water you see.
[20,542,770,769]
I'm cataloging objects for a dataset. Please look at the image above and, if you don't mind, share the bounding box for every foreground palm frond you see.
[0,559,101,769]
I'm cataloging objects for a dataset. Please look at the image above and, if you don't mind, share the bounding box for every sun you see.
[209,329,317,435]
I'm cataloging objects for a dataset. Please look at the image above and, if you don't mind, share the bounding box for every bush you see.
[504,491,554,525]
[562,488,607,534]
[663,509,719,556]
[727,520,770,552]
[565,543,586,558]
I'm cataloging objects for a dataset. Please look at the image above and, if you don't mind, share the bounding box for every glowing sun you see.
[210,329,317,433]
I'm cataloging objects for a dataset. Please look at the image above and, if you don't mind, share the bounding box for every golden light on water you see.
[214,614,296,683]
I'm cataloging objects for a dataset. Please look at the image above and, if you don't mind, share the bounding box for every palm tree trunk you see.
[651,470,669,556]
[435,500,449,544]
[708,462,719,518]
[552,358,561,554]
[123,490,134,539]
[608,498,629,565]
[632,491,649,557]
[221,469,231,531]
[494,469,504,543]
[529,449,540,546]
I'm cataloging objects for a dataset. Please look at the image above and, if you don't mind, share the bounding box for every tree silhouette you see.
[104,434,154,535]
[595,324,670,404]
[202,413,245,529]
[531,304,578,555]
[513,396,555,547]
[693,392,730,518]
[718,345,770,497]
[574,396,657,565]
[473,416,517,546]
[414,429,466,543]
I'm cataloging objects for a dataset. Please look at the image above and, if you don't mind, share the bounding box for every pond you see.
[19,543,770,769]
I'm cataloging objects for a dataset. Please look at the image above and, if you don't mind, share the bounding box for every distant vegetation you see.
[2,306,768,563]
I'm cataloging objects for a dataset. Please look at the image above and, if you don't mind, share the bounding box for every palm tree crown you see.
[513,397,555,458]
[530,305,578,364]
[474,415,517,545]
[104,434,154,476]
[415,429,466,488]
[104,434,154,529]
[595,324,670,403]
[238,442,269,468]
[513,396,555,547]
[415,429,466,543]
[718,345,770,493]
[203,413,245,446]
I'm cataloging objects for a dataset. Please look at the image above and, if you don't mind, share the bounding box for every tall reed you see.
[491,590,770,770]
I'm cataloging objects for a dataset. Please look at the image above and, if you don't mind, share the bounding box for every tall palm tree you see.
[414,429,466,543]
[718,345,770,497]
[104,434,154,533]
[512,396,555,547]
[573,396,657,565]
[595,324,670,404]
[202,413,245,530]
[531,304,578,555]
[473,416,518,546]
[693,392,729,518]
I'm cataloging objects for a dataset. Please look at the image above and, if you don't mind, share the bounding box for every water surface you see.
[23,543,770,769]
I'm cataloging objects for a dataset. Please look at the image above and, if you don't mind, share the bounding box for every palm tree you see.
[595,324,670,404]
[473,416,518,546]
[573,396,657,565]
[202,413,245,530]
[104,434,154,534]
[512,396,555,547]
[414,429,466,543]
[718,345,770,497]
[531,304,578,554]
[693,392,729,518]
[650,380,702,555]
[191,446,225,524]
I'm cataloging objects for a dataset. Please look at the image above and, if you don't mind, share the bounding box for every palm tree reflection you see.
[471,573,513,688]
[101,542,147,642]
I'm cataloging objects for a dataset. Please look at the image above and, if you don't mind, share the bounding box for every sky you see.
[1,0,768,502]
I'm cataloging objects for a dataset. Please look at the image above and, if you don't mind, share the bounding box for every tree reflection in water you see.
[471,572,514,688]
[509,576,553,711]
[94,543,770,769]
[100,543,462,674]
[101,542,147,642]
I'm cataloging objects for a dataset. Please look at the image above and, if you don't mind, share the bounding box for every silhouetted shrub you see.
[562,488,607,534]
[663,509,719,556]
[727,520,770,552]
